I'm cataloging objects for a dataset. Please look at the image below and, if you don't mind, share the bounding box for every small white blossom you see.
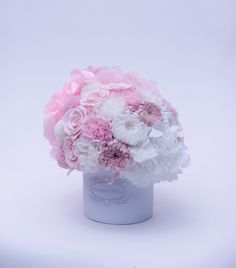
[112,112,148,146]
[74,138,99,172]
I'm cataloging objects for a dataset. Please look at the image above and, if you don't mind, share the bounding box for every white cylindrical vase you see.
[83,169,153,225]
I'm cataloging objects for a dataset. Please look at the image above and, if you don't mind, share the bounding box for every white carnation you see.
[112,112,148,146]
[96,97,126,121]
[74,138,99,172]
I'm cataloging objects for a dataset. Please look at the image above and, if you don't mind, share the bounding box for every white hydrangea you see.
[122,125,190,187]
[96,97,126,121]
[112,112,148,146]
[137,87,161,105]
[54,120,65,143]
[74,138,99,173]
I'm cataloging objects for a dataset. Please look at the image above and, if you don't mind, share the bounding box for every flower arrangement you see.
[44,66,190,187]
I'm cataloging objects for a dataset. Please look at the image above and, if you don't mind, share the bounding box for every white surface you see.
[1,0,236,267]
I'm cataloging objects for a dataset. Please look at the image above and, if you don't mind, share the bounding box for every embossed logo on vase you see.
[88,174,130,206]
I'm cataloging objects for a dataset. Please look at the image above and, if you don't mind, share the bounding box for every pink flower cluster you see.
[44,66,183,184]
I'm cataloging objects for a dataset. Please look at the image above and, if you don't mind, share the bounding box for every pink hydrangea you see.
[51,144,69,169]
[62,96,80,114]
[82,116,112,142]
[98,140,132,172]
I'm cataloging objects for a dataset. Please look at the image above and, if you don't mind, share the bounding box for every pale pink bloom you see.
[64,81,81,95]
[63,106,87,138]
[70,69,95,83]
[98,140,132,172]
[82,116,112,142]
[123,71,158,92]
[67,69,96,96]
[44,96,80,146]
[61,96,80,114]
[110,88,143,106]
[80,88,109,108]
[44,90,69,120]
[63,136,79,169]
[95,67,123,84]
[130,101,162,127]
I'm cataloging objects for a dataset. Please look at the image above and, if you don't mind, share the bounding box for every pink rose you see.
[63,136,79,169]
[63,106,87,138]
[80,87,109,108]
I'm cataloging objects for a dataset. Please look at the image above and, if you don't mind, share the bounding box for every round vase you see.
[83,169,153,225]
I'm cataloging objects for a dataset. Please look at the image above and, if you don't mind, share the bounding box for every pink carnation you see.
[82,116,112,142]
[98,140,132,172]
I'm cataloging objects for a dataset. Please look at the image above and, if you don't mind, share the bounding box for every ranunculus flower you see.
[98,140,132,173]
[63,106,87,138]
[63,136,79,169]
[130,101,162,127]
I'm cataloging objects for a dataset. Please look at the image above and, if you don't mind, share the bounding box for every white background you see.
[0,0,236,267]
